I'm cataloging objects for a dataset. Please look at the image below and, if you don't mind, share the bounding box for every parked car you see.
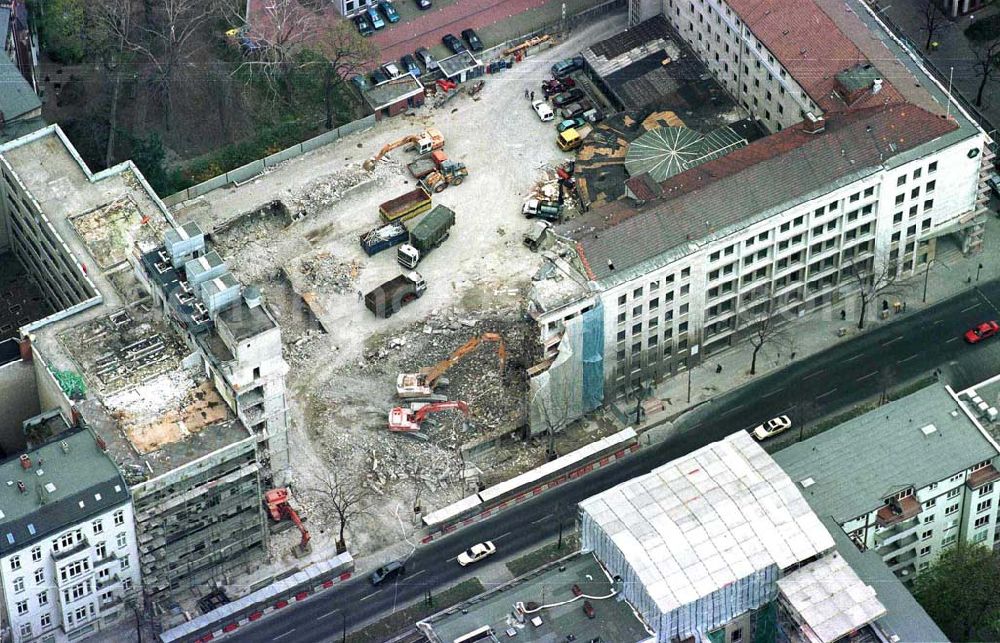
[556,117,586,133]
[350,74,369,91]
[551,56,585,78]
[367,6,386,29]
[461,28,484,52]
[751,415,792,441]
[354,14,373,37]
[965,320,1000,344]
[415,47,438,71]
[414,0,431,9]
[582,108,604,123]
[443,33,466,54]
[371,68,389,85]
[370,560,405,585]
[401,54,421,77]
[551,88,584,107]
[559,101,590,119]
[542,77,575,97]
[457,541,496,566]
[379,0,400,22]
[531,100,554,122]
[382,61,402,79]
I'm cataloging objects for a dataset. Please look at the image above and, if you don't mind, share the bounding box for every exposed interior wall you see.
[0,358,40,454]
[32,347,74,422]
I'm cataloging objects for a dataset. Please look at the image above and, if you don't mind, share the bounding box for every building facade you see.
[0,429,142,643]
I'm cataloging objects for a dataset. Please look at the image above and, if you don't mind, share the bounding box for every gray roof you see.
[0,8,10,46]
[773,384,998,524]
[361,75,423,111]
[0,52,41,122]
[0,428,128,555]
[562,104,966,284]
[437,51,479,79]
[824,517,948,642]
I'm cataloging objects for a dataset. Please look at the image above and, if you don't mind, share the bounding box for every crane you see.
[396,333,506,398]
[388,400,470,432]
[363,128,445,171]
[264,488,311,554]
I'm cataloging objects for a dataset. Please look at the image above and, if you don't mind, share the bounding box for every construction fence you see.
[161,115,377,207]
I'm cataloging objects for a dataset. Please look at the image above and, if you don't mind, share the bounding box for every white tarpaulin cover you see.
[579,431,835,641]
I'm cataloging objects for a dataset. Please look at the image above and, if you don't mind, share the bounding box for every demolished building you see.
[0,125,290,612]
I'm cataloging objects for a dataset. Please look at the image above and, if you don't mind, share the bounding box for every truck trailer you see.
[397,205,456,269]
[379,187,432,223]
[359,221,409,256]
[364,272,426,318]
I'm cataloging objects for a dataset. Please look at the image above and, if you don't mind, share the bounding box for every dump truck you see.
[556,124,593,152]
[397,205,456,269]
[380,187,432,223]
[420,159,468,193]
[522,198,562,221]
[364,271,426,318]
[359,221,409,256]
[407,149,449,179]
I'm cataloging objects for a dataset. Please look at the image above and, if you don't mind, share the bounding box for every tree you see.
[41,0,88,62]
[966,14,1000,107]
[533,370,575,461]
[918,0,948,51]
[298,21,378,128]
[743,287,791,375]
[130,132,170,195]
[914,543,1000,641]
[844,256,900,330]
[306,469,369,554]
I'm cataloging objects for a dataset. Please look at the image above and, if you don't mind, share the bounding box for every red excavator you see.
[388,400,470,433]
[397,333,506,398]
[264,489,311,554]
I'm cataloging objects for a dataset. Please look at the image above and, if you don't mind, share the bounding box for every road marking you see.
[946,337,959,343]
[845,353,863,362]
[407,569,427,580]
[360,592,380,601]
[803,370,824,381]
[881,336,903,347]
[722,403,746,416]
[275,630,297,640]
[857,372,878,381]
[934,319,944,325]
[762,388,784,398]
[495,531,513,541]
[532,516,548,525]
[961,303,982,313]
[318,611,337,621]
[897,354,919,363]
[816,388,838,400]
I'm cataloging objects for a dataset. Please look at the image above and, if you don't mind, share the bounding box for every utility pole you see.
[341,611,346,643]
[922,259,932,303]
[686,368,692,403]
[976,262,984,282]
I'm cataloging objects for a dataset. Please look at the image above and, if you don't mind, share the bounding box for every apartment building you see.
[0,429,142,643]
[775,381,1000,586]
[533,0,991,403]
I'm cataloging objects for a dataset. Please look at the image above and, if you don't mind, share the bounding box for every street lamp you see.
[977,263,984,282]
[922,259,933,303]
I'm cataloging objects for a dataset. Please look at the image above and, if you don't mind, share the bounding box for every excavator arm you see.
[421,333,506,388]
[388,400,470,432]
[364,135,420,170]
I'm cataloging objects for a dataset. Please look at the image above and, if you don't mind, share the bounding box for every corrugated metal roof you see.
[773,384,997,523]
[579,431,834,614]
[624,126,747,183]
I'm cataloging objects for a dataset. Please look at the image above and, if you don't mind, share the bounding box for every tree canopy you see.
[913,543,1000,641]
[966,14,1000,42]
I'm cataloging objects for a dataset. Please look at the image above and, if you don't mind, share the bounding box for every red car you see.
[965,320,999,344]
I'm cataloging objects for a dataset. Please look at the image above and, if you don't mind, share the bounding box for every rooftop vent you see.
[800,477,816,488]
[16,482,25,494]
[244,285,262,309]
[920,424,937,436]
[60,441,69,454]
[44,483,56,494]
[18,455,30,470]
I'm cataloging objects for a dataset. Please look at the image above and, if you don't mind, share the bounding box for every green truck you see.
[396,205,456,269]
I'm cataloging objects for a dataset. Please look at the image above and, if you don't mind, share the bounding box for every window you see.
[18,624,30,639]
[926,180,936,193]
[977,499,993,513]
[973,530,988,544]
[632,305,642,317]
[38,590,48,605]
[895,194,905,205]
[13,577,24,593]
[40,613,51,629]
[923,513,935,524]
[15,600,27,616]
[975,515,990,529]
[913,167,922,179]
[633,287,643,299]
[123,578,133,592]
[924,199,934,211]
[922,529,933,540]
[680,284,690,296]
[681,267,690,279]
[54,530,82,553]
[942,534,957,547]
[945,503,959,516]
[730,628,743,643]
[34,568,43,585]
[96,542,107,560]
[64,580,92,603]
[924,497,937,508]
[9,555,20,571]
[980,483,994,495]
[897,175,906,187]
[120,557,131,572]
[59,559,91,583]
[919,546,931,557]
[679,304,689,315]
[910,187,920,199]
[30,547,41,563]
[863,186,874,198]
[947,487,961,499]
[710,251,720,261]
[928,161,938,173]
[849,192,860,203]
[618,294,626,306]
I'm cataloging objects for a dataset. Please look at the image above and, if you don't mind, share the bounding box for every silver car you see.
[415,47,438,71]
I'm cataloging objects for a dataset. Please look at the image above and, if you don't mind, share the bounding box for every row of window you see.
[8,511,126,572]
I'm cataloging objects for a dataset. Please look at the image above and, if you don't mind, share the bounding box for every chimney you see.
[872,78,883,94]
[19,455,31,470]
[803,112,826,135]
[17,337,32,362]
[607,259,615,271]
[17,481,26,494]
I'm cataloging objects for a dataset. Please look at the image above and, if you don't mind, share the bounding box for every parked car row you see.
[530,62,605,133]
[442,29,484,54]
[354,1,401,36]
[350,46,442,90]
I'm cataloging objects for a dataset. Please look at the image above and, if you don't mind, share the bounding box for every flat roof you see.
[773,384,997,524]
[0,428,127,555]
[361,75,423,111]
[420,553,651,642]
[579,431,834,615]
[777,552,885,642]
[218,300,275,341]
[438,51,480,79]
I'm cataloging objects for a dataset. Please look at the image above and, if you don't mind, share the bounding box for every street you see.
[234,279,1000,643]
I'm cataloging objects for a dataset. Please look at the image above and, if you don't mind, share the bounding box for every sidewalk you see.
[649,213,1000,419]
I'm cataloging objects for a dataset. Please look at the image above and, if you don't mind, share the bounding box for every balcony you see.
[967,465,1000,490]
[886,547,917,570]
[876,518,920,547]
[877,495,921,527]
[878,532,919,558]
[51,537,89,561]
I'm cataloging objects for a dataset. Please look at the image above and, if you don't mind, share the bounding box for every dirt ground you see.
[174,14,629,571]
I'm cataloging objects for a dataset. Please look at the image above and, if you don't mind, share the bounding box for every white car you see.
[532,100,554,122]
[382,62,402,79]
[751,415,791,441]
[457,541,496,566]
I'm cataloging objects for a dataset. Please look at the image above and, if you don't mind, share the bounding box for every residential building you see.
[577,430,937,642]
[0,125,284,610]
[774,380,1000,586]
[530,0,992,403]
[0,428,142,643]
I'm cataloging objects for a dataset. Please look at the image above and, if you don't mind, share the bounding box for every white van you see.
[531,100,554,122]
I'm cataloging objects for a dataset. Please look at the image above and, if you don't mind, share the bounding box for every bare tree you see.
[794,400,821,442]
[918,0,948,51]
[878,364,896,406]
[844,256,900,330]
[306,469,370,554]
[298,21,378,127]
[532,373,575,461]
[743,287,791,375]
[968,34,1000,108]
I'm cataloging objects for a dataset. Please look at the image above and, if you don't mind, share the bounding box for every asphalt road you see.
[235,280,1000,643]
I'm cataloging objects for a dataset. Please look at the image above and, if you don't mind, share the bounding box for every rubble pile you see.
[287,158,400,218]
[212,203,306,284]
[294,254,361,296]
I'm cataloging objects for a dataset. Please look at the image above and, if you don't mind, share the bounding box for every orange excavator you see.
[396,333,506,398]
[363,128,445,171]
[388,400,470,432]
[264,489,311,554]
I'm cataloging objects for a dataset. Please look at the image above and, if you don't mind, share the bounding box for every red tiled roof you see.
[726,0,905,112]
